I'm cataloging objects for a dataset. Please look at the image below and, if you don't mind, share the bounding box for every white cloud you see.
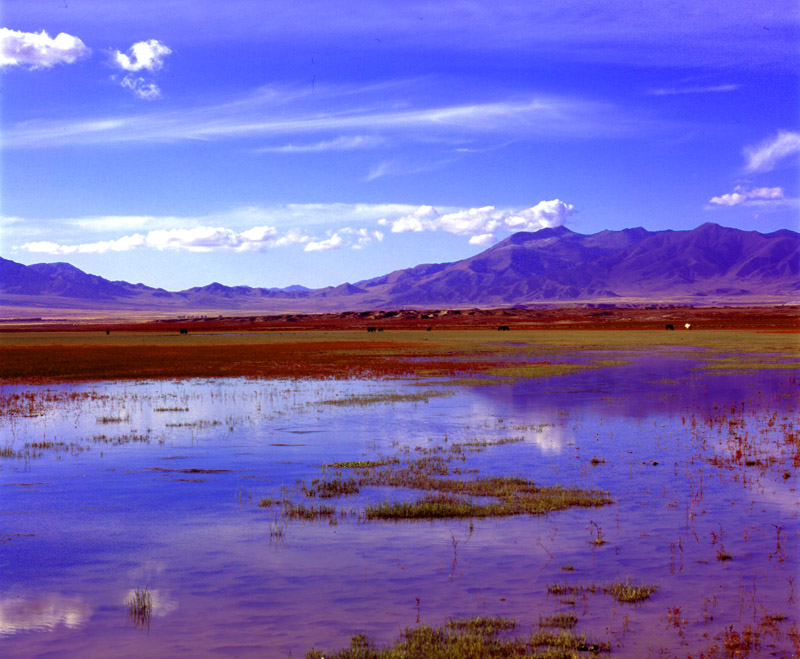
[120,75,162,100]
[709,185,785,206]
[388,200,575,243]
[744,131,800,174]
[303,227,384,252]
[112,39,171,72]
[304,233,344,252]
[469,233,495,245]
[0,28,90,69]
[648,84,739,96]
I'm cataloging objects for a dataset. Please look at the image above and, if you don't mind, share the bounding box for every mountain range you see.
[1,223,798,316]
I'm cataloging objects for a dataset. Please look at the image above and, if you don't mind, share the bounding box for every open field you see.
[1,305,798,383]
[1,314,798,657]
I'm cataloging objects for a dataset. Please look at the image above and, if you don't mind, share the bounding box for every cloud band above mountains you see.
[13,202,570,255]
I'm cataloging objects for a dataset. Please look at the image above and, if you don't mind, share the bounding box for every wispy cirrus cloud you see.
[3,83,648,149]
[744,130,800,173]
[0,28,91,69]
[647,83,739,96]
[255,135,385,153]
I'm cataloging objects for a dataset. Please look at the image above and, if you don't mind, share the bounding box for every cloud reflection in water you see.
[0,594,92,636]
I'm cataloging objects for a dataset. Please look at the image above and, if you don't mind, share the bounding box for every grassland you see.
[1,324,797,383]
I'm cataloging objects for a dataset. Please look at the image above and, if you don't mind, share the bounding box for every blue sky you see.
[2,0,798,290]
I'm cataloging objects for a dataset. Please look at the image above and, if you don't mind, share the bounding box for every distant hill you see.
[1,223,797,315]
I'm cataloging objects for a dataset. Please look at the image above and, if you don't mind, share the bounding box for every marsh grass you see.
[548,581,658,604]
[282,502,337,521]
[126,586,152,629]
[538,613,578,630]
[327,458,400,468]
[306,615,610,659]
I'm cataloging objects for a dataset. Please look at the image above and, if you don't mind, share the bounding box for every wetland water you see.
[1,355,798,657]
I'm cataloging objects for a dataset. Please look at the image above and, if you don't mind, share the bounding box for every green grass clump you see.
[327,458,400,469]
[283,502,337,521]
[306,476,361,499]
[547,581,658,604]
[538,613,578,629]
[530,630,609,653]
[603,581,659,603]
[361,471,611,520]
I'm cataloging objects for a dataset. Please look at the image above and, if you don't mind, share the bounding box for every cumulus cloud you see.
[387,200,574,243]
[709,185,785,206]
[0,28,90,69]
[110,40,171,99]
[19,225,308,255]
[16,220,387,256]
[120,75,162,100]
[304,227,384,252]
[112,39,171,72]
[744,131,800,173]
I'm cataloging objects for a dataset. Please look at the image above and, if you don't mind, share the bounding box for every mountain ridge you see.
[1,223,797,314]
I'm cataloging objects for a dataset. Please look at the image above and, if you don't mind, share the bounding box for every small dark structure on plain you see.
[179,328,189,335]
[367,327,376,333]
[665,324,674,331]
[497,325,510,331]
[106,330,110,335]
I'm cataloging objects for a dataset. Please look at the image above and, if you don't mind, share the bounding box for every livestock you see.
[665,324,674,331]
[367,327,377,333]
[497,325,511,331]
[427,327,432,332]
[179,328,189,335]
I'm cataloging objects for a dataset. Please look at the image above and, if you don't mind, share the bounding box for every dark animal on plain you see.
[427,327,432,332]
[665,324,674,331]
[367,327,376,333]
[378,328,383,332]
[106,330,110,335]
[497,325,510,331]
[180,328,188,335]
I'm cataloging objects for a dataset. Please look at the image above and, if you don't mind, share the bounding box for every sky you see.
[1,0,799,290]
